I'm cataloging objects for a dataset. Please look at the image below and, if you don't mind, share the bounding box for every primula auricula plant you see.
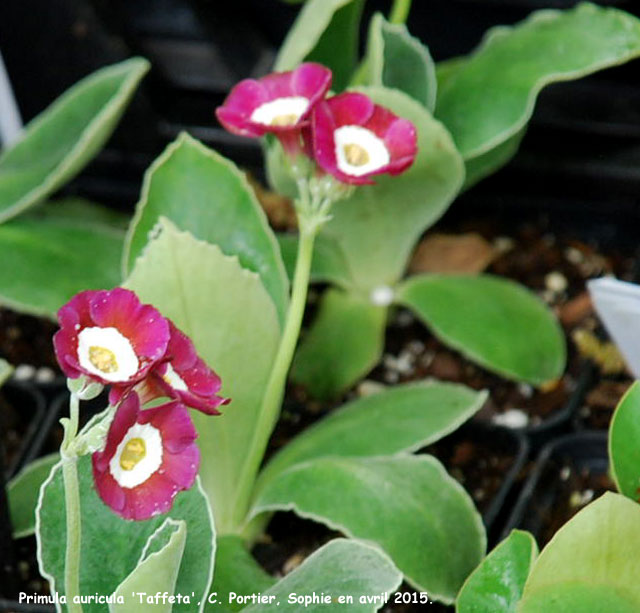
[24,60,488,609]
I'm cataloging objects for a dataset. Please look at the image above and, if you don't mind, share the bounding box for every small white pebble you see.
[569,489,594,508]
[14,364,36,381]
[395,351,414,374]
[493,236,515,253]
[517,383,534,398]
[35,367,56,383]
[492,408,529,429]
[383,370,399,384]
[565,247,584,265]
[560,466,571,481]
[406,340,425,355]
[357,380,386,397]
[545,271,568,293]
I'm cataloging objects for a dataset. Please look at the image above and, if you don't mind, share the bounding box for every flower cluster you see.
[216,63,417,185]
[54,288,228,520]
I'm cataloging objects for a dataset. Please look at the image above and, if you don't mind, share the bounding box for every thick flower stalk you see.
[52,288,227,610]
[216,64,418,526]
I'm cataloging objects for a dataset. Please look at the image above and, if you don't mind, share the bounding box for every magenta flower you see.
[92,392,199,520]
[307,92,418,185]
[54,289,170,385]
[216,63,332,155]
[110,321,229,415]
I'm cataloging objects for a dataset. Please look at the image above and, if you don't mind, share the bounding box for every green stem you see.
[389,0,412,25]
[231,222,318,529]
[62,394,83,613]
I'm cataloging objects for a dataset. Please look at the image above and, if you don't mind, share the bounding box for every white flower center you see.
[109,422,163,488]
[77,327,139,382]
[250,96,309,127]
[162,363,188,391]
[335,126,390,177]
[370,286,395,307]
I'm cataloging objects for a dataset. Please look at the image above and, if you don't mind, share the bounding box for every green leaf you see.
[278,233,353,289]
[0,202,124,318]
[609,381,640,500]
[322,86,464,290]
[242,539,403,613]
[0,358,12,386]
[37,456,215,613]
[43,197,130,230]
[435,3,640,160]
[111,519,187,613]
[365,13,437,111]
[124,133,288,328]
[519,492,640,612]
[397,274,566,385]
[457,530,538,613]
[209,536,276,613]
[463,128,527,190]
[8,453,58,538]
[275,0,364,92]
[290,288,386,399]
[125,219,280,534]
[0,58,149,223]
[258,381,488,490]
[251,454,486,603]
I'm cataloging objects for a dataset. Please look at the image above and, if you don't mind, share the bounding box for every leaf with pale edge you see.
[609,381,640,501]
[519,493,640,612]
[243,539,402,613]
[37,456,215,613]
[125,219,280,534]
[436,4,640,160]
[124,133,288,327]
[456,530,537,613]
[0,58,149,223]
[257,381,487,491]
[397,274,566,385]
[251,454,486,604]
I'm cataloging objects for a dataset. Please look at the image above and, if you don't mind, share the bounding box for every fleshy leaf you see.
[456,530,538,613]
[125,219,280,534]
[0,201,124,318]
[519,493,640,612]
[436,3,640,160]
[365,13,437,111]
[463,128,526,190]
[8,453,59,538]
[37,456,215,613]
[290,288,386,399]
[609,381,640,501]
[124,133,288,327]
[250,454,486,603]
[275,0,364,91]
[243,539,402,613]
[111,519,187,613]
[321,86,464,290]
[209,536,276,613]
[277,233,353,289]
[257,381,488,490]
[397,274,566,385]
[0,58,149,223]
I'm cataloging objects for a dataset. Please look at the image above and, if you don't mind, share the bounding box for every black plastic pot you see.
[423,421,529,544]
[500,430,609,545]
[2,383,46,481]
